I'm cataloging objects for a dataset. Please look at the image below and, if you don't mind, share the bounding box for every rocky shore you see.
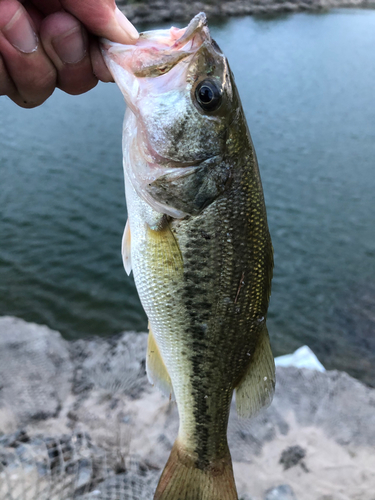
[116,0,375,25]
[1,316,375,500]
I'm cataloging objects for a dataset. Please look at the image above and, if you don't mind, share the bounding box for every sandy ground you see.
[18,379,375,500]
[1,316,375,500]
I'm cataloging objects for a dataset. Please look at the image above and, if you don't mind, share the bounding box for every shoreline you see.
[117,0,375,25]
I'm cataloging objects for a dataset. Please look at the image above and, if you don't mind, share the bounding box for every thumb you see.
[60,0,138,44]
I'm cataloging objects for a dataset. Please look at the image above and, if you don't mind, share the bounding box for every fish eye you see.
[195,79,222,112]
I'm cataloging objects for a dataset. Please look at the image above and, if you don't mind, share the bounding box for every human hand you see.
[0,0,138,108]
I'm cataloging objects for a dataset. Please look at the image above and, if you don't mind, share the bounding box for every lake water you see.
[1,9,374,385]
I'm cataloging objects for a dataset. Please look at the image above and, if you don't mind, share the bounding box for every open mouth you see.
[101,13,223,219]
[101,13,211,84]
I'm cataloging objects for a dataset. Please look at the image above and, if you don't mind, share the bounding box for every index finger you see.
[60,0,138,44]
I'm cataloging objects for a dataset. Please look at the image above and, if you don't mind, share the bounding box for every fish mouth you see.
[101,13,212,107]
[103,11,210,53]
[139,12,209,50]
[101,13,225,219]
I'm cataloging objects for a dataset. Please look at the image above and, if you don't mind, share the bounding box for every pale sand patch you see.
[21,381,375,500]
[233,414,375,500]
[54,383,375,500]
[1,322,374,499]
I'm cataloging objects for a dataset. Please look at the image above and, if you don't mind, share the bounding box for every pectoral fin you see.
[235,324,275,418]
[146,221,183,280]
[122,219,132,275]
[147,325,175,401]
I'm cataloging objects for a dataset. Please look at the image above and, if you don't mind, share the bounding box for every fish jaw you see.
[101,12,211,114]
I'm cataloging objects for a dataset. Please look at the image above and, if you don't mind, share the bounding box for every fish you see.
[101,12,275,500]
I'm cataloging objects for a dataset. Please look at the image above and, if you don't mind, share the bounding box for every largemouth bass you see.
[102,13,275,500]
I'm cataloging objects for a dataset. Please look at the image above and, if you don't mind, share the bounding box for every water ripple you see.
[1,10,374,384]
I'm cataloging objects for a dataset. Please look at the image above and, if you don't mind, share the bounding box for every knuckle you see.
[0,54,17,98]
[17,66,56,106]
[61,78,97,96]
[28,66,56,92]
[0,46,56,106]
[57,62,97,95]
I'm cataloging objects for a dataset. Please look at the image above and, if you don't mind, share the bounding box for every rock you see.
[275,346,325,372]
[0,316,149,431]
[0,447,17,468]
[0,429,29,447]
[0,429,109,499]
[76,470,159,500]
[265,484,297,500]
[116,0,370,24]
[75,458,94,492]
[0,316,73,426]
[69,331,148,399]
[1,317,375,499]
[279,445,306,470]
[274,367,375,447]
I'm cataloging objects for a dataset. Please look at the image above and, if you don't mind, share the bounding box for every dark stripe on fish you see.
[182,225,214,468]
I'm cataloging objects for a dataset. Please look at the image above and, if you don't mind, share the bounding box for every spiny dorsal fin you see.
[147,324,175,401]
[235,324,275,418]
[122,219,132,275]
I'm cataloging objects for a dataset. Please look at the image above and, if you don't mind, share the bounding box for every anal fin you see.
[235,324,275,418]
[147,325,175,401]
[122,219,132,275]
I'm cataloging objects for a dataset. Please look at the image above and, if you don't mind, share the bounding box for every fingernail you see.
[115,8,139,42]
[52,26,86,64]
[2,6,38,53]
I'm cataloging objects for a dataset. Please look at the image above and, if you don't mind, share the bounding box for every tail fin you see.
[154,440,238,500]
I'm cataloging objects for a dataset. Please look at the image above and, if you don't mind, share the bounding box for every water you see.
[1,10,374,385]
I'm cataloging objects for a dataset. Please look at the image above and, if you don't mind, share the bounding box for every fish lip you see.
[100,12,210,82]
[101,12,208,51]
[171,12,210,50]
[136,12,209,50]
